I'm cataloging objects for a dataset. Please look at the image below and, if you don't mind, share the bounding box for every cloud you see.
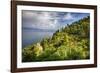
[22,10,89,30]
[22,11,60,30]
[63,13,74,20]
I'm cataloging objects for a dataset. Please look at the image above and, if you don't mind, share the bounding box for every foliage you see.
[22,16,90,62]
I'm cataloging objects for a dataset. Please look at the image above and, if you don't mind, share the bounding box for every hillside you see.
[22,16,90,62]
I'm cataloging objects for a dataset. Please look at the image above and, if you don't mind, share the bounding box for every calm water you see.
[22,29,54,48]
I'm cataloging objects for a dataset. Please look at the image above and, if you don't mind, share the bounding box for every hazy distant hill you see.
[23,27,55,32]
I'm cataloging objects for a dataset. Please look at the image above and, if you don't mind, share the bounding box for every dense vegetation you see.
[22,16,90,62]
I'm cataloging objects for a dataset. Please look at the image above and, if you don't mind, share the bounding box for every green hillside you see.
[22,16,90,62]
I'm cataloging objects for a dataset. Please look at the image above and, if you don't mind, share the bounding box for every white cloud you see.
[63,13,74,20]
[22,11,59,30]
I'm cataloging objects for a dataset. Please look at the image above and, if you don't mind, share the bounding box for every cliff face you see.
[22,16,90,62]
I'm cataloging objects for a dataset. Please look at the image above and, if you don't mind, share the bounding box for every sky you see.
[22,10,90,31]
